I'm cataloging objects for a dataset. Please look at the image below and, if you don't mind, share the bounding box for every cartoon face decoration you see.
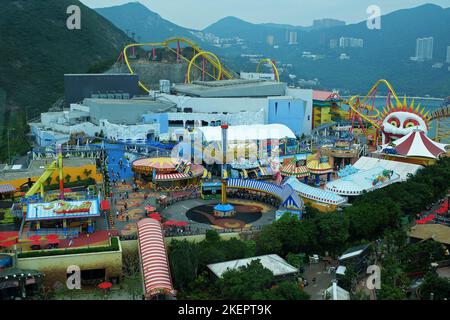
[380,99,430,144]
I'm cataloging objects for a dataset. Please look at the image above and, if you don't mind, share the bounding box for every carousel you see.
[132,157,206,191]
[307,153,334,187]
[279,157,310,182]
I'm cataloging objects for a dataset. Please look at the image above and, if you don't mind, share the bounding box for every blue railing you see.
[26,228,79,239]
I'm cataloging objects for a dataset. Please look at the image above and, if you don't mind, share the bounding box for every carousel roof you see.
[133,157,178,170]
[280,163,310,178]
[307,158,334,174]
[381,130,448,159]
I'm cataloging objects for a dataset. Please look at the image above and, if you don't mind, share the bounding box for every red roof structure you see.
[313,90,340,101]
[137,219,176,299]
[382,130,448,159]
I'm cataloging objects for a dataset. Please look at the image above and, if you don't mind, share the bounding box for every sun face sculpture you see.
[380,97,431,144]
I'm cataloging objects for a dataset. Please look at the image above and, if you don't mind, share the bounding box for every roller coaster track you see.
[122,37,236,93]
[345,79,403,130]
[430,104,450,121]
[430,103,450,142]
[256,58,280,82]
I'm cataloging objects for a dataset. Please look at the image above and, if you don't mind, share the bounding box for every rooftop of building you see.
[64,73,138,77]
[207,254,298,278]
[196,123,296,142]
[172,79,286,97]
[0,158,97,181]
[84,97,176,109]
[408,224,450,245]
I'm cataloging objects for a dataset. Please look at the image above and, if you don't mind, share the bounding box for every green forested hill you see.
[0,0,132,161]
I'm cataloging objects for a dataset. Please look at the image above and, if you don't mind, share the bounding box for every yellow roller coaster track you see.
[122,37,235,93]
[346,79,403,130]
[430,104,450,142]
[256,58,280,82]
[186,51,222,84]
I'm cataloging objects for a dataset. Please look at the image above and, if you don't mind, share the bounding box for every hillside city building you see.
[412,37,434,61]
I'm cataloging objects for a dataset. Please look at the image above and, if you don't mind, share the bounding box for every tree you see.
[398,240,446,273]
[316,213,349,255]
[222,238,251,261]
[83,169,92,179]
[204,229,221,243]
[255,226,283,255]
[255,281,310,300]
[64,174,71,183]
[419,272,450,300]
[286,252,303,269]
[169,240,199,290]
[76,175,81,182]
[377,255,409,300]
[338,266,357,292]
[216,260,274,300]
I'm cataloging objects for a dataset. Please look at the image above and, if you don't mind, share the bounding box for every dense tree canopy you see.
[216,260,274,300]
[419,272,450,300]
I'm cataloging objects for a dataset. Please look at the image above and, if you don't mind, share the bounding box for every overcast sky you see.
[80,0,450,30]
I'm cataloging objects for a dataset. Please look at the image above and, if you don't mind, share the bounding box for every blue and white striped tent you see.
[227,179,303,212]
[284,176,347,205]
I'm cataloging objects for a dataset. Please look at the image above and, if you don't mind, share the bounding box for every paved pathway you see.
[302,262,333,300]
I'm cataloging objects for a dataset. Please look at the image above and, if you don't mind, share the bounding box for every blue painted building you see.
[142,114,169,134]
[268,97,310,137]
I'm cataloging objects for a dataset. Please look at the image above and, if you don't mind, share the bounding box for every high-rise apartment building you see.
[415,37,434,61]
[446,46,450,64]
[288,31,298,45]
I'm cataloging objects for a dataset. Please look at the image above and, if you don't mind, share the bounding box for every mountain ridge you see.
[0,0,132,161]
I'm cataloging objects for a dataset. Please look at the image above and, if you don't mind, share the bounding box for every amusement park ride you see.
[117,37,280,93]
[117,37,448,147]
[345,79,449,145]
[24,146,65,200]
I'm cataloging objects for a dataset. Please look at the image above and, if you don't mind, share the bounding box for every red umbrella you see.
[0,235,7,242]
[175,221,188,227]
[28,235,42,241]
[0,240,17,247]
[45,234,59,240]
[149,213,162,221]
[31,240,41,246]
[163,220,178,226]
[47,238,60,245]
[97,281,112,290]
[145,206,156,212]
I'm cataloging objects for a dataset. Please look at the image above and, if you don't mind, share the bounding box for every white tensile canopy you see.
[196,124,296,142]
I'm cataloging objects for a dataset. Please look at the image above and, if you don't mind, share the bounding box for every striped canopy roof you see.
[154,164,205,181]
[137,219,176,299]
[381,130,448,159]
[284,177,347,205]
[307,159,334,174]
[280,163,310,178]
[133,157,178,171]
[0,184,15,194]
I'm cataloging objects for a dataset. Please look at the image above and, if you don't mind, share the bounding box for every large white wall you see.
[160,94,269,122]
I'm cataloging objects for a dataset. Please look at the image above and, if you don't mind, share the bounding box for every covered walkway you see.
[137,218,176,300]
